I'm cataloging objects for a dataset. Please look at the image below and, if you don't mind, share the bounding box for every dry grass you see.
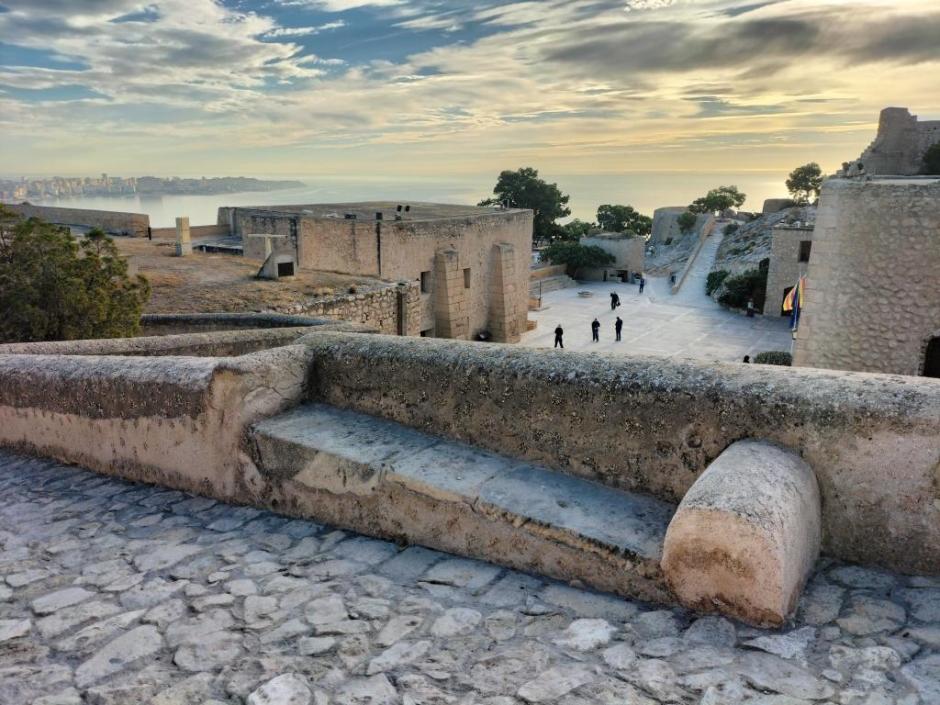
[114,237,386,314]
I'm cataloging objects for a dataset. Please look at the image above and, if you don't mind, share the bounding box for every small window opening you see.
[463,268,471,289]
[798,241,812,263]
[420,271,431,294]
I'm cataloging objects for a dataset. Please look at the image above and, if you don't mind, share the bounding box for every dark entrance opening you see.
[277,261,295,277]
[781,286,794,316]
[923,337,940,378]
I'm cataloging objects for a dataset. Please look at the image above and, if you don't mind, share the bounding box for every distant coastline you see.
[0,175,305,202]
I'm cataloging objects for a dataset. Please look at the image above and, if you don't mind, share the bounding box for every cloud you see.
[264,20,346,37]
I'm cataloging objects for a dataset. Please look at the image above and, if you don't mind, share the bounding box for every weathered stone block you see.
[661,439,821,627]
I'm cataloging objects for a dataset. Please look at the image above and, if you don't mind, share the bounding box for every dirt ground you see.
[115,238,386,314]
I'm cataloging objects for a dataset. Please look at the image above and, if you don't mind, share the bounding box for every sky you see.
[1,0,939,183]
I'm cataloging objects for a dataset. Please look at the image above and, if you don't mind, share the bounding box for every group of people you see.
[553,316,624,348]
[552,280,647,349]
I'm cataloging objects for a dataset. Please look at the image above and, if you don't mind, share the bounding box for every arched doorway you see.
[923,336,940,378]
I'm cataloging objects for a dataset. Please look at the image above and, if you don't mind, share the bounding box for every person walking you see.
[554,324,564,349]
[610,292,618,310]
[591,318,600,342]
[615,316,623,342]
[638,276,646,294]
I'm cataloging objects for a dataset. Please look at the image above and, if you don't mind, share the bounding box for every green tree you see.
[558,218,595,242]
[541,241,614,277]
[717,268,767,311]
[688,185,747,215]
[923,143,940,174]
[0,209,150,343]
[595,204,652,237]
[480,167,571,243]
[677,211,698,234]
[786,162,823,204]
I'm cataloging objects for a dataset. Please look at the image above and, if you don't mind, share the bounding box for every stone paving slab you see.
[522,276,793,363]
[0,450,937,704]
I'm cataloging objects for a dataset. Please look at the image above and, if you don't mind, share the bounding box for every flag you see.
[783,276,805,330]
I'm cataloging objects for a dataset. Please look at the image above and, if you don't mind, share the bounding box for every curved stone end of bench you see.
[661,439,821,627]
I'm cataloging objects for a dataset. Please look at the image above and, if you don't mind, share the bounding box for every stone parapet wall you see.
[0,345,312,500]
[0,327,316,358]
[793,178,940,374]
[302,332,940,575]
[5,203,150,237]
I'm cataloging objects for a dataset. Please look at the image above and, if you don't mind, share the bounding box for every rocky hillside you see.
[711,205,816,277]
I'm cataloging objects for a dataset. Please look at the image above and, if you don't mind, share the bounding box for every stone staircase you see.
[251,403,675,604]
[529,273,577,298]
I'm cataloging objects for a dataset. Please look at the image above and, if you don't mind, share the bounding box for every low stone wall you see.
[285,282,422,336]
[150,223,231,239]
[530,264,568,281]
[302,332,940,575]
[139,313,332,336]
[0,328,316,358]
[0,346,312,500]
[5,203,150,237]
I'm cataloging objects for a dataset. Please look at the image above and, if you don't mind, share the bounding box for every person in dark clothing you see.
[742,355,751,363]
[554,325,564,348]
[615,316,623,342]
[591,318,600,342]
[610,292,618,310]
[638,276,646,294]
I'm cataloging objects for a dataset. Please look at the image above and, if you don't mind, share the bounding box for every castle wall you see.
[579,235,645,281]
[765,225,814,318]
[793,178,940,375]
[5,203,150,237]
[857,107,940,175]
[650,207,712,244]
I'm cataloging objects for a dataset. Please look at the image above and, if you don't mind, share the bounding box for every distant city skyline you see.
[1,0,939,181]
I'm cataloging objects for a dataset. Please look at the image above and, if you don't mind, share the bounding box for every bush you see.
[677,211,697,234]
[663,237,673,246]
[754,351,792,366]
[718,268,767,310]
[0,209,150,343]
[706,270,729,295]
[724,222,739,235]
[541,241,614,276]
[924,143,940,175]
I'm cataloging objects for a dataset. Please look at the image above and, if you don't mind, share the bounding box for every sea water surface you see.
[23,172,787,227]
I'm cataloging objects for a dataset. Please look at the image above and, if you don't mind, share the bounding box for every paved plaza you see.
[1,451,937,704]
[524,241,792,363]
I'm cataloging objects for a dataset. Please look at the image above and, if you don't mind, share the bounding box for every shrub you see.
[718,268,767,310]
[706,270,729,295]
[0,209,150,343]
[924,143,940,175]
[663,237,673,246]
[677,211,697,234]
[541,241,615,276]
[754,351,793,366]
[724,222,739,235]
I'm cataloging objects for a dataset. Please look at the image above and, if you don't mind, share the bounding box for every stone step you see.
[530,274,577,296]
[250,403,676,604]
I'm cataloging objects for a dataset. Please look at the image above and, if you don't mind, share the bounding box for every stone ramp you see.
[251,403,675,604]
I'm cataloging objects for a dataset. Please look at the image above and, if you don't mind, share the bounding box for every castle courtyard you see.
[1,451,937,705]
[523,276,793,362]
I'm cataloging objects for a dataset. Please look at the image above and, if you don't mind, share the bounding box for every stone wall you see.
[764,224,814,317]
[302,332,940,575]
[0,345,312,501]
[793,178,940,375]
[150,223,230,239]
[0,327,315,357]
[762,198,796,214]
[5,203,150,237]
[856,107,940,175]
[579,234,645,282]
[285,282,422,336]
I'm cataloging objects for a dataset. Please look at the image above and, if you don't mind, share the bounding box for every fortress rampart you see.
[3,202,150,236]
[793,178,940,375]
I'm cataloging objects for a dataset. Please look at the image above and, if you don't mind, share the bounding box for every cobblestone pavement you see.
[1,451,937,704]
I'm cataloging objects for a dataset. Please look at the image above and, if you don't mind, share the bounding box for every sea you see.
[20,172,788,228]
